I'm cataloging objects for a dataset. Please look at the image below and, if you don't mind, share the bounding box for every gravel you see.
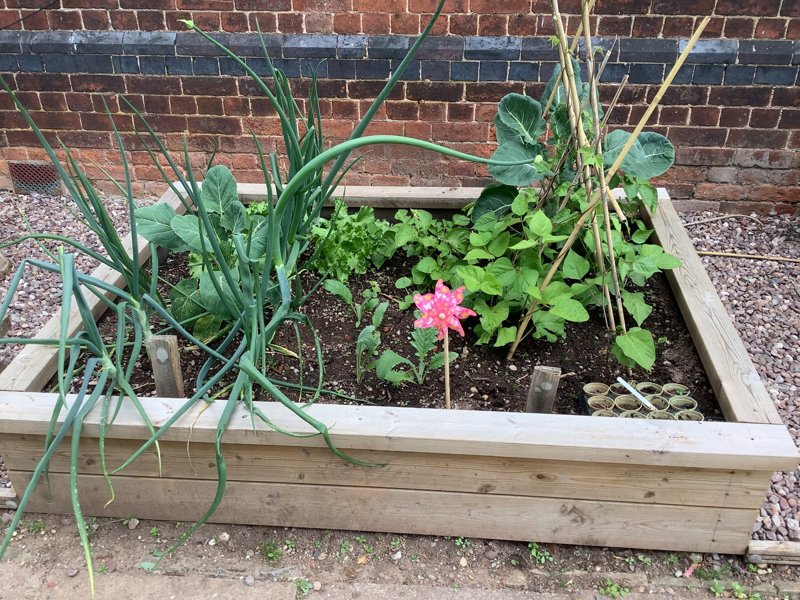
[0,192,798,544]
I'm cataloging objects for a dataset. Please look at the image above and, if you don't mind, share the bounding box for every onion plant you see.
[0,1,538,593]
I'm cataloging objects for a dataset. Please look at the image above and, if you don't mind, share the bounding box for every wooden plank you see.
[145,335,184,398]
[525,366,561,413]
[0,485,15,502]
[0,391,797,471]
[0,434,769,509]
[747,540,800,565]
[9,470,757,554]
[236,184,482,211]
[0,190,187,393]
[643,190,783,425]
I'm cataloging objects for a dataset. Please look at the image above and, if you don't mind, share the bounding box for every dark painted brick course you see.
[598,63,626,83]
[123,31,176,56]
[72,31,125,54]
[42,54,85,73]
[619,38,676,62]
[679,39,737,64]
[327,59,356,79]
[270,58,301,77]
[0,56,17,71]
[368,35,410,59]
[219,57,245,76]
[465,36,520,60]
[284,34,337,58]
[691,65,724,85]
[669,64,694,85]
[227,34,281,58]
[301,58,328,78]
[0,31,26,54]
[521,37,557,61]
[479,61,508,81]
[16,55,43,72]
[30,31,72,54]
[738,40,793,65]
[83,54,113,74]
[421,60,451,81]
[356,58,390,80]
[450,61,479,81]
[628,63,664,83]
[754,65,798,84]
[418,36,464,60]
[192,56,220,76]
[724,65,756,85]
[509,62,538,82]
[166,56,193,76]
[337,35,367,59]
[391,59,422,80]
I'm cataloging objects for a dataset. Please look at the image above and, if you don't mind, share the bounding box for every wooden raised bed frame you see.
[0,186,796,555]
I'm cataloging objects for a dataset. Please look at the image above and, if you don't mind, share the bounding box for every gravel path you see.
[0,192,798,543]
[682,210,800,542]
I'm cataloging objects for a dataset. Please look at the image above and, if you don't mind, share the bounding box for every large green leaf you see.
[496,93,545,146]
[488,140,546,187]
[221,199,247,234]
[201,164,238,214]
[169,278,205,323]
[614,327,655,371]
[199,270,239,319]
[471,183,518,223]
[135,204,186,250]
[621,290,652,326]
[603,130,675,179]
[548,295,589,322]
[562,249,590,280]
[247,215,269,260]
[171,214,207,253]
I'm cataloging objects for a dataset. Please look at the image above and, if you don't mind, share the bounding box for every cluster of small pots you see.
[581,381,704,421]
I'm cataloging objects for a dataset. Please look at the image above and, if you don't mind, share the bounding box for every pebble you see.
[243,575,254,587]
[391,551,402,561]
[484,550,499,560]
[65,568,79,578]
[459,556,467,567]
[4,500,17,510]
[313,581,322,591]
[508,364,517,371]
[127,518,139,530]
[219,532,230,542]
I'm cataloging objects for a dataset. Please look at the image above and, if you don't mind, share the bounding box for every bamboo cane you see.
[506,14,711,360]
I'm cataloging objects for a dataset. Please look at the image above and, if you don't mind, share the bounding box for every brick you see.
[367,35,409,59]
[164,56,191,75]
[658,106,689,125]
[337,34,366,59]
[196,96,223,114]
[748,185,800,202]
[192,56,220,76]
[661,16,693,37]
[677,39,737,65]
[362,13,390,35]
[754,66,798,85]
[276,12,304,33]
[691,65,724,85]
[478,15,507,36]
[390,58,421,80]
[521,38,557,62]
[40,53,84,73]
[408,0,467,11]
[306,12,334,34]
[407,81,462,102]
[284,34,337,58]
[668,64,694,85]
[333,13,361,34]
[754,17,788,38]
[748,108,780,128]
[688,106,720,126]
[619,38,676,63]
[464,36,519,61]
[727,128,788,148]
[723,17,755,38]
[509,15,538,37]
[733,148,798,168]
[738,168,800,186]
[449,14,477,36]
[16,55,44,72]
[417,36,463,60]
[716,0,780,16]
[385,101,418,120]
[327,59,356,79]
[651,0,715,14]
[29,31,72,54]
[225,33,281,58]
[627,63,664,84]
[508,62,538,82]
[170,96,197,115]
[450,61,478,81]
[719,107,750,127]
[778,109,800,129]
[470,0,529,12]
[631,16,663,37]
[723,66,755,85]
[347,80,404,100]
[220,12,248,31]
[464,82,523,102]
[694,183,748,201]
[19,8,50,29]
[479,61,508,82]
[446,102,474,122]
[789,21,800,42]
[598,63,626,83]
[38,92,67,111]
[432,121,487,142]
[709,86,771,107]
[355,58,390,80]
[705,166,738,183]
[772,86,799,107]
[421,60,450,81]
[391,13,419,35]
[738,40,793,65]
[675,146,735,166]
[80,9,111,29]
[598,16,631,36]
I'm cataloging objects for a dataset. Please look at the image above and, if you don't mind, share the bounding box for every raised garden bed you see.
[0,185,796,555]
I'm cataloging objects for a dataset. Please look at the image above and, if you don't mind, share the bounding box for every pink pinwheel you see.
[413,280,476,339]
[413,280,475,409]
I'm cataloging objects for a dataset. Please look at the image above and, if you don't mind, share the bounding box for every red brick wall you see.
[0,1,798,212]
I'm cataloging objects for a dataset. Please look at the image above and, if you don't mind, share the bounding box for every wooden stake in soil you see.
[0,253,11,279]
[525,366,562,413]
[443,331,451,410]
[146,335,184,398]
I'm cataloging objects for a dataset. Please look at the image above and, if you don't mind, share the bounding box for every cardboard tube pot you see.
[647,410,675,420]
[669,396,698,411]
[587,395,613,411]
[620,410,647,419]
[591,409,616,417]
[583,382,610,400]
[676,410,704,422]
[614,394,642,412]
[662,383,691,397]
[646,395,669,411]
[636,382,663,396]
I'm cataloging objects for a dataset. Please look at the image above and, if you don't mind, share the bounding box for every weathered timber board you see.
[0,434,770,509]
[747,540,800,565]
[1,392,797,471]
[642,190,783,425]
[9,470,757,554]
[0,189,187,393]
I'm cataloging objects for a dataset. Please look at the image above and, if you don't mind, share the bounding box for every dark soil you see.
[66,250,720,420]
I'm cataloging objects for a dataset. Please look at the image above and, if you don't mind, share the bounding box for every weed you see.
[510,558,519,566]
[599,578,629,598]
[528,542,554,565]
[623,556,636,568]
[259,540,284,562]
[454,536,470,550]
[354,535,374,555]
[709,581,725,597]
[314,540,323,550]
[409,554,420,563]
[747,563,758,573]
[294,578,314,598]
[149,526,160,538]
[121,516,133,527]
[27,519,45,534]
[730,582,749,599]
[95,565,108,575]
[389,538,403,551]
[338,539,353,557]
[695,564,731,582]
[637,554,652,567]
[285,539,296,552]
[666,553,679,567]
